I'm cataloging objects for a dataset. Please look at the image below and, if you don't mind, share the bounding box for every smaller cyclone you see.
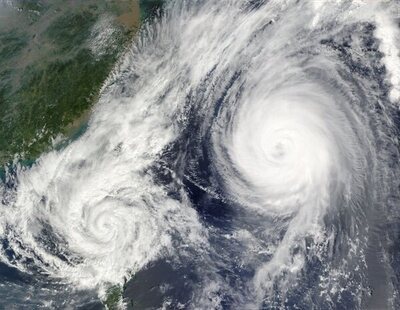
[54,192,166,287]
[0,160,174,289]
[0,92,206,292]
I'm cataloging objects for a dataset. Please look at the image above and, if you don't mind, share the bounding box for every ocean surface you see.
[1,0,400,309]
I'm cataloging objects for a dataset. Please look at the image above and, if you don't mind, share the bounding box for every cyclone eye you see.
[271,141,286,159]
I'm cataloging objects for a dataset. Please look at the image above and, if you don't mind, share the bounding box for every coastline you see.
[0,1,142,168]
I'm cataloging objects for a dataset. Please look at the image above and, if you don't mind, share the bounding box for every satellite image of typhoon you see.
[0,0,400,309]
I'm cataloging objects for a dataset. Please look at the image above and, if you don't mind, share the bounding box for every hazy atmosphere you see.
[0,1,400,309]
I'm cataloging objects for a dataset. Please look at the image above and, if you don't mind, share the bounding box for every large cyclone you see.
[1,0,400,309]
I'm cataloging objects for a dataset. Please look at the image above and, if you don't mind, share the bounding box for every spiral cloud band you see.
[1,0,400,309]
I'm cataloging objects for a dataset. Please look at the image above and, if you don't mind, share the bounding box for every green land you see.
[0,0,146,166]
